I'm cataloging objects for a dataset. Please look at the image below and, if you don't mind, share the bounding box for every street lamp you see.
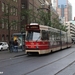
[7,4,11,50]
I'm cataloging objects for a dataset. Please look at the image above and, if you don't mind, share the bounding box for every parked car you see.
[0,42,9,51]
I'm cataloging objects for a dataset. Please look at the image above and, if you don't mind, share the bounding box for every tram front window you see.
[26,31,41,41]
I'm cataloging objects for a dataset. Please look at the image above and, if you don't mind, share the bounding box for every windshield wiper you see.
[36,36,41,41]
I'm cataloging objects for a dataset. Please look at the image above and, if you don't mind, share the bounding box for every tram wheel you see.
[27,53,32,56]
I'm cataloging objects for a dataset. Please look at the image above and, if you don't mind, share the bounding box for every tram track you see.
[22,50,75,75]
[54,60,75,75]
[0,49,75,75]
[0,55,37,68]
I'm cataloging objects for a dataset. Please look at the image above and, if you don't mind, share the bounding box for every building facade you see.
[21,0,52,28]
[0,0,60,43]
[65,21,75,40]
[21,0,59,27]
[51,6,59,28]
[0,0,21,42]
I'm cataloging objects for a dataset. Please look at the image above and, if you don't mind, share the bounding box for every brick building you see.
[0,0,21,42]
[21,0,59,28]
[0,0,59,43]
[21,0,52,27]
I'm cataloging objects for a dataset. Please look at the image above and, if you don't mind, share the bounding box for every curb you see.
[14,54,26,57]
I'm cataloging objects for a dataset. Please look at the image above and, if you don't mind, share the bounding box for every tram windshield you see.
[26,31,41,41]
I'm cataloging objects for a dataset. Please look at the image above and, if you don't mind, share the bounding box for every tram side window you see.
[56,33,60,41]
[42,30,49,40]
[62,34,66,43]
[61,34,64,42]
[51,32,55,41]
[49,31,54,40]
[49,31,51,40]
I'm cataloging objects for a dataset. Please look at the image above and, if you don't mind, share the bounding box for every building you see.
[0,0,60,43]
[51,6,59,28]
[65,20,75,41]
[51,0,72,22]
[0,0,21,43]
[21,0,52,25]
[21,0,59,27]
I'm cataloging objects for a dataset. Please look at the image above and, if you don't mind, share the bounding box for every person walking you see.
[13,40,18,52]
[9,38,14,52]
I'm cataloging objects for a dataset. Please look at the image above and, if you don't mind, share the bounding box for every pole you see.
[8,4,10,50]
[48,4,51,26]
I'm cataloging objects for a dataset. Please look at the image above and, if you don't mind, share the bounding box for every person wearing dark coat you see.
[9,39,14,52]
[13,40,18,52]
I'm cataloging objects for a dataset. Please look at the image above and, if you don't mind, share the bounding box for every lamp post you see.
[7,4,11,50]
[43,0,52,26]
[21,32,23,51]
[48,4,52,26]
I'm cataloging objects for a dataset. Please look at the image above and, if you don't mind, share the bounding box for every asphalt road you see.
[0,45,75,75]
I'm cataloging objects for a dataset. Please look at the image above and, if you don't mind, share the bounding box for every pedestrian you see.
[72,39,74,44]
[13,40,18,52]
[9,38,14,52]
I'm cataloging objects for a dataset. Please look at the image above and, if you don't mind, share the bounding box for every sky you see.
[68,0,75,20]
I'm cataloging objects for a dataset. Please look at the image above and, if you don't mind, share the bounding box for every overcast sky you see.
[68,0,75,20]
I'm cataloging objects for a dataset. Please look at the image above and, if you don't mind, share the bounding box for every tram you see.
[25,23,72,55]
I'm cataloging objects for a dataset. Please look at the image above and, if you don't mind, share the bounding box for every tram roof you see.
[39,25,60,32]
[28,23,66,34]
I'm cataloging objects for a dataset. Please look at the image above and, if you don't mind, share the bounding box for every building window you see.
[6,22,8,29]
[15,0,17,2]
[13,24,17,30]
[13,0,16,1]
[2,35,5,41]
[11,7,13,15]
[2,2,5,12]
[65,5,67,7]
[2,19,5,29]
[13,7,16,15]
[11,7,17,15]
[58,5,60,8]
[21,16,25,20]
[6,4,8,13]
[12,0,17,2]
[15,9,17,16]
[16,0,17,2]
[22,4,25,9]
[15,25,17,30]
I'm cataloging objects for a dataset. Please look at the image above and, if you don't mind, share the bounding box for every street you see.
[0,45,75,75]
[0,0,74,75]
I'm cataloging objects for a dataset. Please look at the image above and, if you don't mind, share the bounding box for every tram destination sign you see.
[26,25,39,30]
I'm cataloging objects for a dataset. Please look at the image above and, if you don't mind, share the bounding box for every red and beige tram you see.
[25,23,72,55]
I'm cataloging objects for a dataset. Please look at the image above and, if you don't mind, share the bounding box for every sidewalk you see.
[0,50,25,60]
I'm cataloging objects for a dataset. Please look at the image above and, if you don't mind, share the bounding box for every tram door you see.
[13,33,25,51]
